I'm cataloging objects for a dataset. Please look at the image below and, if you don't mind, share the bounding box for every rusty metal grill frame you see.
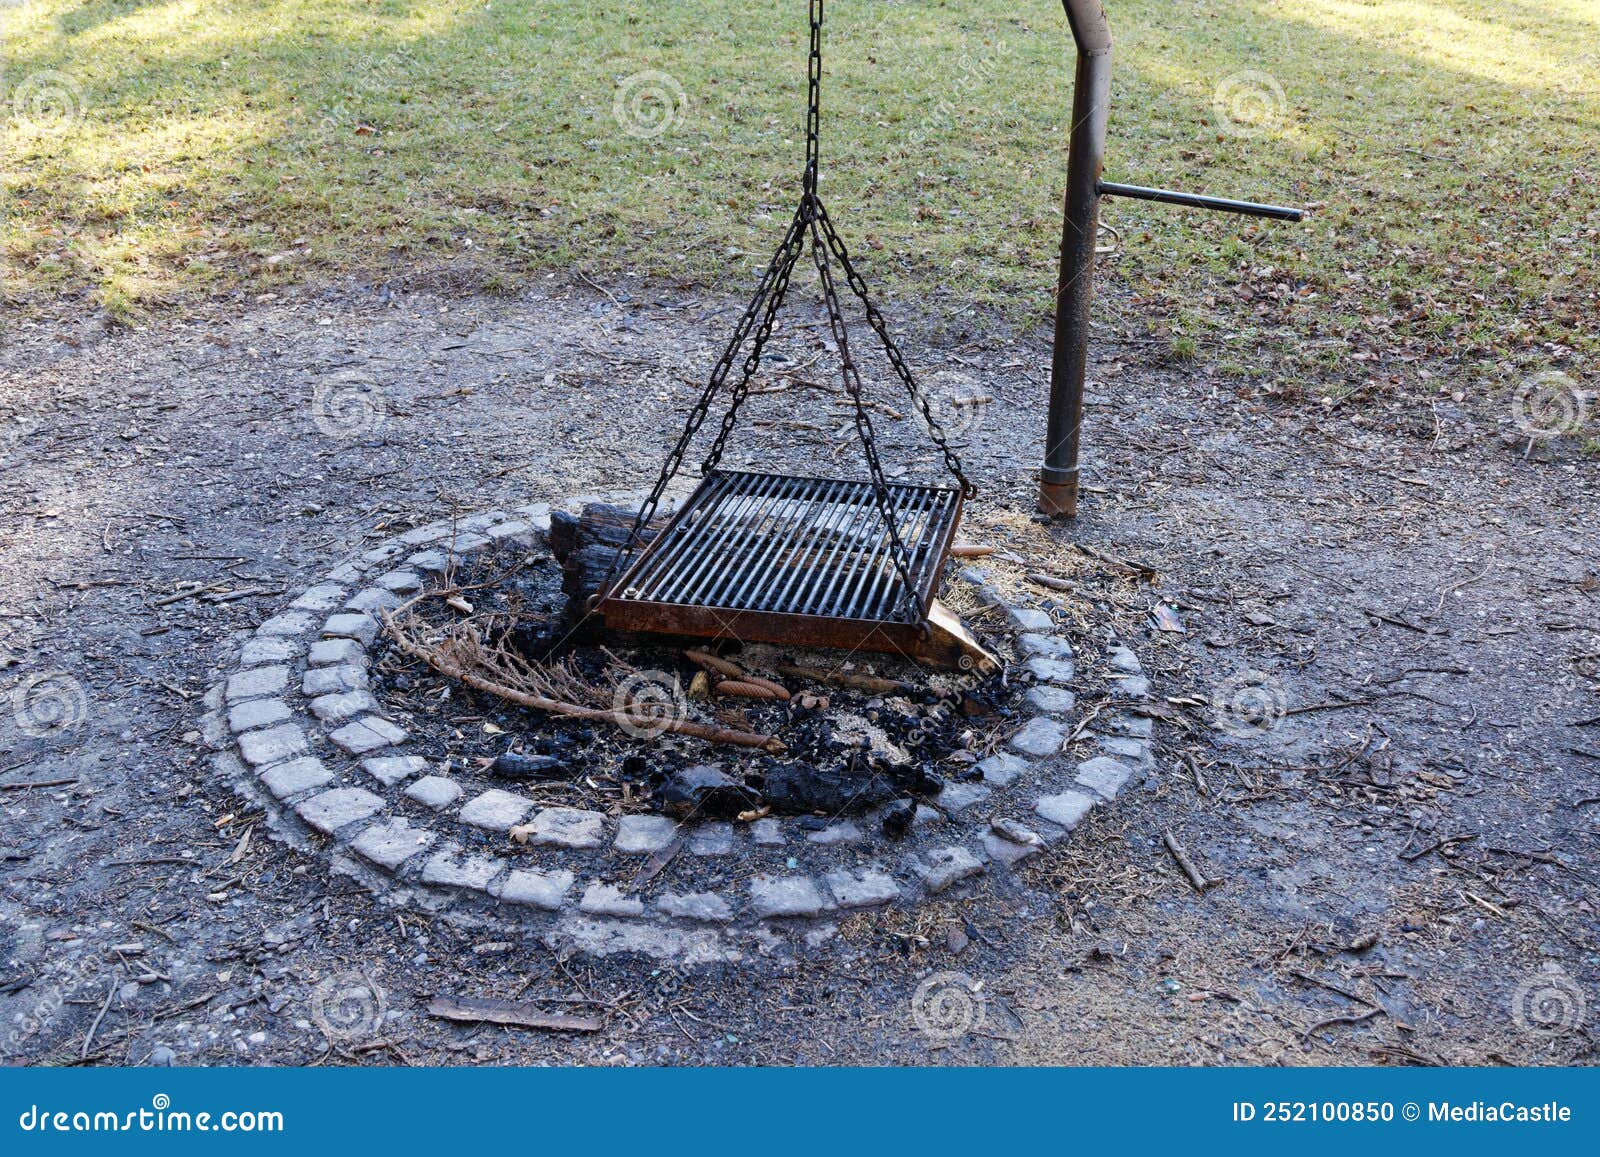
[597,469,964,655]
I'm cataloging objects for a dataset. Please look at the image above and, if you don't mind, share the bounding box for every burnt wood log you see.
[548,503,664,609]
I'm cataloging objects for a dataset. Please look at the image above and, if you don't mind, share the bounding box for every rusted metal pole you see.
[1040,0,1113,519]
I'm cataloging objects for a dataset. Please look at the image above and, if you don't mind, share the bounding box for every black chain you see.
[604,0,973,605]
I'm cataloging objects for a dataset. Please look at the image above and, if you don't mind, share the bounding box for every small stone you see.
[1024,656,1076,684]
[493,868,574,910]
[918,847,984,893]
[977,752,1029,786]
[307,638,364,666]
[406,550,448,574]
[398,526,444,546]
[657,892,734,923]
[1105,712,1154,738]
[1100,735,1153,764]
[1076,756,1137,799]
[226,665,288,704]
[344,588,401,614]
[824,869,901,909]
[1035,789,1096,829]
[328,716,407,755]
[614,814,680,854]
[750,817,784,846]
[1112,674,1152,698]
[806,821,864,845]
[301,664,369,697]
[405,775,462,809]
[149,1045,176,1067]
[350,820,436,869]
[459,789,534,832]
[936,782,990,813]
[295,787,385,834]
[321,613,379,646]
[1007,606,1055,633]
[240,637,299,666]
[362,543,404,564]
[309,690,380,724]
[487,520,534,544]
[362,755,428,786]
[983,832,1041,866]
[420,848,503,892]
[688,822,734,856]
[257,611,314,637]
[227,698,291,734]
[1025,686,1076,715]
[237,723,309,768]
[258,757,333,800]
[1018,633,1074,661]
[1009,716,1068,757]
[523,806,605,849]
[290,584,345,612]
[579,882,643,917]
[1108,645,1142,674]
[750,875,829,918]
[325,562,362,583]
[374,570,423,593]
[991,817,1043,846]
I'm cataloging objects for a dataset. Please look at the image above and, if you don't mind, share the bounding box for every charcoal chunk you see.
[655,764,763,820]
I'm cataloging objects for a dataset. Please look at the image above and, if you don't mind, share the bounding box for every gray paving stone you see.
[1025,686,1077,716]
[291,584,346,612]
[404,775,462,809]
[918,847,985,893]
[344,588,401,614]
[579,882,644,917]
[1009,716,1068,757]
[295,787,385,834]
[1108,645,1142,674]
[309,690,380,724]
[1023,656,1076,685]
[614,814,680,854]
[493,868,574,910]
[1100,735,1153,764]
[398,526,445,546]
[524,806,605,848]
[514,502,552,528]
[328,716,407,755]
[1112,673,1152,698]
[237,723,309,768]
[307,638,365,666]
[487,520,535,544]
[225,665,288,704]
[321,613,379,646]
[991,816,1044,848]
[406,550,448,574]
[983,831,1042,866]
[459,789,535,833]
[362,755,428,786]
[258,757,333,800]
[750,818,784,846]
[361,543,404,564]
[257,611,315,637]
[1105,712,1154,738]
[657,892,734,923]
[750,875,830,918]
[806,821,864,845]
[1076,756,1137,799]
[374,570,423,593]
[419,848,503,892]
[936,782,991,813]
[688,823,734,856]
[1007,606,1055,633]
[227,698,292,734]
[824,869,901,909]
[1035,789,1096,829]
[978,752,1030,786]
[301,664,369,697]
[239,636,299,666]
[1018,632,1075,661]
[325,562,363,583]
[350,820,436,870]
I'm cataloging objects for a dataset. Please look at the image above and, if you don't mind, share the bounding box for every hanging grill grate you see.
[601,470,964,654]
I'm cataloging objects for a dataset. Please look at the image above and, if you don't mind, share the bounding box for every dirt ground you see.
[1,273,1595,1067]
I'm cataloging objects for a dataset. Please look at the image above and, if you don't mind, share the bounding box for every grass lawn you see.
[3,0,1596,396]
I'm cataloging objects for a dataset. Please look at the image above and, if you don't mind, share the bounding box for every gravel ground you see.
[1,275,1595,1066]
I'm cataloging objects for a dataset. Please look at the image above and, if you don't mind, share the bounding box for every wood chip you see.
[426,996,602,1032]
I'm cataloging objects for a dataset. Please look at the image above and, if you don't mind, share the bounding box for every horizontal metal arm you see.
[1097,181,1304,221]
